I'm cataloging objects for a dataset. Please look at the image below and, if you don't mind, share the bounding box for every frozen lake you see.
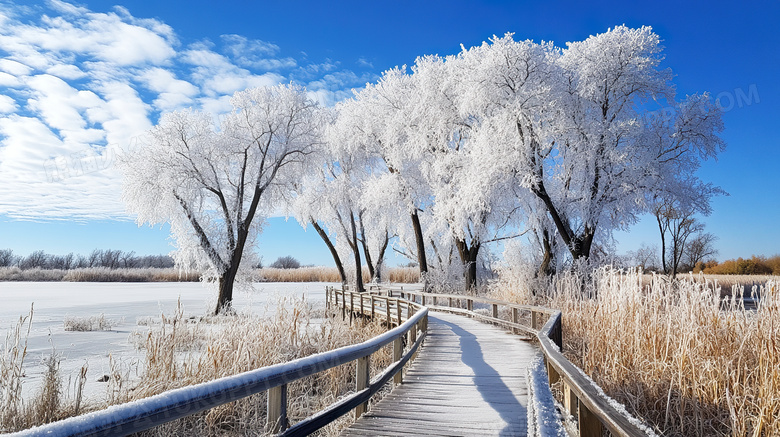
[0,281,336,403]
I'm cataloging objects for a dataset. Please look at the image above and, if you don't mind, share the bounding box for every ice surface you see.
[0,281,335,403]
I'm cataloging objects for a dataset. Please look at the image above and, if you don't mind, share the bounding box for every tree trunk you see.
[411,210,428,274]
[311,220,347,284]
[538,229,554,277]
[216,266,237,315]
[656,214,668,274]
[349,212,366,293]
[455,238,480,291]
[373,231,390,283]
[358,213,375,281]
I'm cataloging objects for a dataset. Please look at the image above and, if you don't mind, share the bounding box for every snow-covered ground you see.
[0,281,335,403]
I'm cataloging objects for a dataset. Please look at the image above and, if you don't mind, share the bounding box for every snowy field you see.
[0,281,335,403]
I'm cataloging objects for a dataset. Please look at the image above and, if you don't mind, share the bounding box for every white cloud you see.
[45,63,86,80]
[0,58,32,75]
[26,74,102,133]
[221,34,280,57]
[0,1,373,221]
[0,71,22,87]
[357,57,374,68]
[220,34,297,70]
[140,67,199,111]
[184,47,284,97]
[0,95,17,113]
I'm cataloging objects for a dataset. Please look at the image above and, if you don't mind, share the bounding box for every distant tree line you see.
[0,249,174,270]
[699,255,780,275]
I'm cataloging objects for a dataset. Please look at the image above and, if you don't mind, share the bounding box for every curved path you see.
[342,311,540,436]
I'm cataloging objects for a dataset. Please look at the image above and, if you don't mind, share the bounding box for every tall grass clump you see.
[259,266,342,283]
[258,266,421,284]
[123,297,390,435]
[3,297,394,435]
[0,307,32,430]
[517,267,779,436]
[62,267,200,282]
[387,267,420,284]
[0,267,67,281]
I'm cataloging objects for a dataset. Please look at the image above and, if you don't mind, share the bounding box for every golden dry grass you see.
[494,268,779,436]
[258,267,343,282]
[258,266,420,284]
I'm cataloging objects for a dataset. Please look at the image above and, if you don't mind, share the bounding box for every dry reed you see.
[258,266,420,284]
[497,268,779,436]
[2,297,392,435]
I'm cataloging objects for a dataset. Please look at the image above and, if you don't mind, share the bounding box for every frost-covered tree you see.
[455,27,723,268]
[406,54,524,290]
[344,68,435,279]
[122,84,321,314]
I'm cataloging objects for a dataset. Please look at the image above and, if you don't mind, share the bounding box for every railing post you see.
[492,303,498,319]
[360,293,364,317]
[421,295,426,306]
[578,400,603,437]
[531,311,538,330]
[467,299,473,312]
[449,297,453,308]
[563,382,577,417]
[349,292,354,325]
[512,307,519,334]
[370,295,375,319]
[385,298,391,326]
[396,300,402,326]
[341,290,346,321]
[547,359,560,385]
[433,295,437,306]
[393,337,403,385]
[267,384,288,433]
[355,355,370,419]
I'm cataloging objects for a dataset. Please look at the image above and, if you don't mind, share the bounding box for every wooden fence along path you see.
[20,285,654,437]
[342,311,538,436]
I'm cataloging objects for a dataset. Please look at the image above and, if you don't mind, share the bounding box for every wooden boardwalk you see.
[342,311,540,436]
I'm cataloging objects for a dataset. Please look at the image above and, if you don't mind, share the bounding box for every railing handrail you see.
[377,286,653,437]
[14,287,428,437]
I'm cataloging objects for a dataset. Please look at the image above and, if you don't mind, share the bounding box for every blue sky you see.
[0,0,777,266]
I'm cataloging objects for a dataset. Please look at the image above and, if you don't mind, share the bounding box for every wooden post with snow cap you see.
[355,355,370,419]
[341,290,346,321]
[512,307,519,334]
[393,336,403,385]
[267,383,288,433]
[349,292,354,325]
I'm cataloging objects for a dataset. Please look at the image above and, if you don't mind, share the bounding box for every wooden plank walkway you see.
[342,311,540,436]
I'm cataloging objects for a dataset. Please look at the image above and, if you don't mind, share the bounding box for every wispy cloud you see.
[0,1,376,221]
[357,57,374,69]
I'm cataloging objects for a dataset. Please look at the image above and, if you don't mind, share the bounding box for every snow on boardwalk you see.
[342,311,540,436]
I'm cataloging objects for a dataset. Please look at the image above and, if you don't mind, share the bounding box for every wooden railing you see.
[14,286,428,437]
[370,288,653,437]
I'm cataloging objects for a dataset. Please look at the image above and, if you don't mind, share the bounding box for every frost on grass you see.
[63,314,116,332]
